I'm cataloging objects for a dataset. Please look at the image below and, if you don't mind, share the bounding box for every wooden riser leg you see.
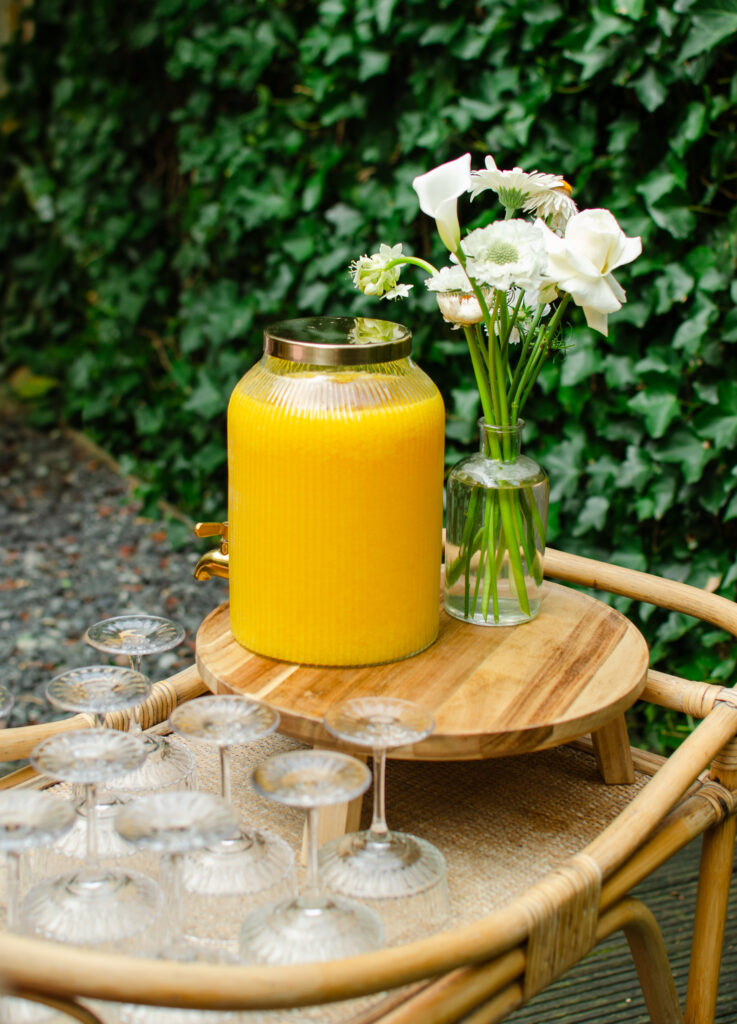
[685,814,737,1024]
[591,713,635,784]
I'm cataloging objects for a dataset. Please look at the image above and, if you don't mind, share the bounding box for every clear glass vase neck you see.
[478,419,524,460]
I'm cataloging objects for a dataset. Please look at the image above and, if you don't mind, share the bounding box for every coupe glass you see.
[114,792,253,1024]
[36,666,154,876]
[83,615,197,796]
[0,791,75,1024]
[45,665,151,728]
[23,729,164,949]
[318,697,449,941]
[239,749,384,965]
[169,696,296,950]
[84,615,186,675]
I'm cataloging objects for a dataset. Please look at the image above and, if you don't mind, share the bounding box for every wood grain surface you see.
[195,581,649,761]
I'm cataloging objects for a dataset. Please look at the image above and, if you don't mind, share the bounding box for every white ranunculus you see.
[412,154,472,253]
[537,209,642,335]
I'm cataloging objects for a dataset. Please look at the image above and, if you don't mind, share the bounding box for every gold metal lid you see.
[263,316,412,366]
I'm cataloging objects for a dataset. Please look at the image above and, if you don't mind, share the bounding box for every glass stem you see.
[85,783,98,864]
[128,656,144,734]
[302,807,322,908]
[220,746,232,804]
[6,852,21,931]
[162,852,184,946]
[369,747,389,843]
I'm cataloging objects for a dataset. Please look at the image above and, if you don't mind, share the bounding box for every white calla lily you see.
[537,209,642,335]
[412,154,472,253]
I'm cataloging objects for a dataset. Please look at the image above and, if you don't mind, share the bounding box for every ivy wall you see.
[2,0,737,743]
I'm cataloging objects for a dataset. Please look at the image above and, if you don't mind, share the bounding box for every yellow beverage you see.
[227,352,445,666]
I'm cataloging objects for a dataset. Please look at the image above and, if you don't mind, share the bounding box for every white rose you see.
[412,154,472,253]
[537,209,642,335]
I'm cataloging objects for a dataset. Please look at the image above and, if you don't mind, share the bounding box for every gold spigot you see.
[193,521,230,581]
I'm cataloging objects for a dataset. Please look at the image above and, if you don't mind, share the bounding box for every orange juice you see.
[227,320,444,666]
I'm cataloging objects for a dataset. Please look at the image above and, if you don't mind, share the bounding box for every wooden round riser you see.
[196,581,648,768]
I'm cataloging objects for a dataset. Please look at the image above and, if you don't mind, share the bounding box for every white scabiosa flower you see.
[412,154,472,253]
[461,220,550,300]
[349,243,413,300]
[537,209,642,335]
[469,155,568,213]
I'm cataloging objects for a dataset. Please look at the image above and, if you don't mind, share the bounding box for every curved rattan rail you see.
[0,548,735,1024]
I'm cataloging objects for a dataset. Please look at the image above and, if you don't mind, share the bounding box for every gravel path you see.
[0,416,227,728]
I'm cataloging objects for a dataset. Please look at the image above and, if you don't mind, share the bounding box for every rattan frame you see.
[0,547,735,1024]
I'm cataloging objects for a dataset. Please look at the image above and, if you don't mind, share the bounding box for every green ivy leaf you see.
[696,413,737,450]
[631,67,668,111]
[572,495,610,536]
[655,428,713,484]
[628,390,681,438]
[679,0,737,60]
[616,445,652,492]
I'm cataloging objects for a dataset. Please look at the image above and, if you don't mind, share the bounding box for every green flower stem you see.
[462,326,498,428]
[513,489,538,582]
[511,294,572,421]
[463,516,476,616]
[499,489,531,617]
[474,321,491,375]
[508,303,544,398]
[500,291,524,387]
[457,252,508,433]
[520,489,545,585]
[481,493,499,621]
[516,294,572,416]
[383,256,438,276]
[471,530,487,612]
[445,486,480,590]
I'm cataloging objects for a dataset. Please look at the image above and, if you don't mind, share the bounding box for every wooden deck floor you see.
[508,837,736,1022]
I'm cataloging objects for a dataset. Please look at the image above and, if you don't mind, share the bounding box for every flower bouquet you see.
[350,153,642,626]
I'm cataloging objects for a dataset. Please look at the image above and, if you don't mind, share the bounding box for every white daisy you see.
[468,155,568,213]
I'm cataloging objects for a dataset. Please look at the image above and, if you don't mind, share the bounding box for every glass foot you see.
[104,735,198,799]
[84,616,185,658]
[239,894,384,965]
[45,665,151,719]
[31,798,139,874]
[319,831,449,942]
[181,828,296,949]
[319,830,447,900]
[324,696,434,750]
[22,868,164,947]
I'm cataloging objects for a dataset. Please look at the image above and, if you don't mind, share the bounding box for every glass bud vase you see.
[444,420,549,627]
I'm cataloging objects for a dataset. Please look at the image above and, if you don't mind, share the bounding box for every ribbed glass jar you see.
[227,317,445,666]
[444,420,548,626]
